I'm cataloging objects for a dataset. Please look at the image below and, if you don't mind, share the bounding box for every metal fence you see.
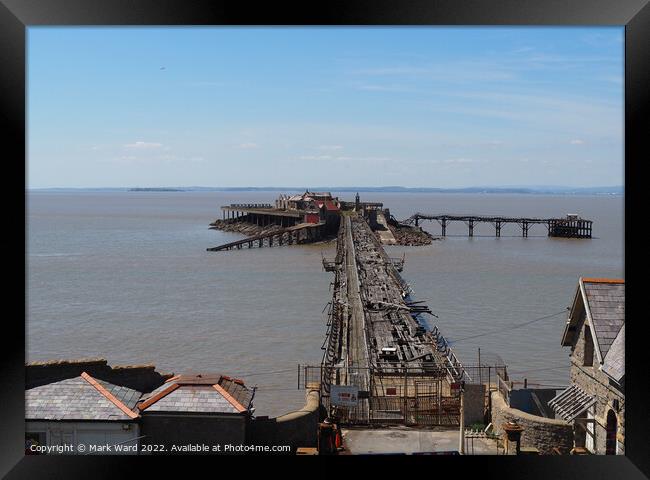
[300,364,506,427]
[495,366,512,405]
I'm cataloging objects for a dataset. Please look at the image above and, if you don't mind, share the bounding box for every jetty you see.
[403,213,593,238]
[318,213,469,426]
[204,192,593,428]
[207,222,327,251]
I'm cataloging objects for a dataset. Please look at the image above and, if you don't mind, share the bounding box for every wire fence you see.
[300,364,507,427]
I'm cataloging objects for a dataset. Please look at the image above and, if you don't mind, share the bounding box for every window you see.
[584,325,594,366]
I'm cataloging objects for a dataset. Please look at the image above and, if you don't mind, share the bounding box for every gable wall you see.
[569,306,624,454]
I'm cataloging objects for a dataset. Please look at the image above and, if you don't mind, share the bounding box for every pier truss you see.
[403,213,593,238]
[207,222,326,251]
[320,214,469,426]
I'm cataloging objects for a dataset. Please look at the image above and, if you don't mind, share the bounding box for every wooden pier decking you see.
[404,213,593,238]
[320,214,467,426]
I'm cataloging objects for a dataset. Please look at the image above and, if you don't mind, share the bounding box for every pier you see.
[317,213,469,426]
[205,194,595,430]
[404,213,593,238]
[221,204,303,228]
[208,192,342,252]
[207,222,326,251]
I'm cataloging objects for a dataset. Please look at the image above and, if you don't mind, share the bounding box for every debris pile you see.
[387,225,437,246]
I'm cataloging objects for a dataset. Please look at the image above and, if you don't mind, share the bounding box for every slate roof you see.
[602,324,625,383]
[582,278,625,361]
[137,374,251,415]
[219,375,253,408]
[96,379,142,410]
[26,373,141,421]
[143,385,240,413]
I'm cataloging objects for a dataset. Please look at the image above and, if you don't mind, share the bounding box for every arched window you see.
[584,324,594,367]
[606,409,617,455]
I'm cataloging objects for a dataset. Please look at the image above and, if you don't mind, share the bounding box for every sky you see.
[27,27,624,189]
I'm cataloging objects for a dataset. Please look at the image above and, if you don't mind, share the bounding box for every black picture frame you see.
[1,0,647,476]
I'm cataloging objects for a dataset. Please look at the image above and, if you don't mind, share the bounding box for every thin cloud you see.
[444,158,478,164]
[570,139,585,145]
[352,63,515,83]
[237,143,259,149]
[356,84,413,93]
[334,155,392,163]
[317,145,344,151]
[299,155,332,160]
[124,141,164,149]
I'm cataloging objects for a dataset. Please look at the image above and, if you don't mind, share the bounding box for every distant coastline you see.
[128,187,185,192]
[29,185,623,196]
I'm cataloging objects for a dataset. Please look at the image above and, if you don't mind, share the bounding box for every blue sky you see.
[28,27,624,188]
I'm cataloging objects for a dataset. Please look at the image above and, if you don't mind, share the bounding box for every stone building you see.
[549,277,625,454]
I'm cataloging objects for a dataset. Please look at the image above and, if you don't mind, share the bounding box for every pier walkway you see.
[319,213,468,426]
[342,215,371,422]
[403,213,593,238]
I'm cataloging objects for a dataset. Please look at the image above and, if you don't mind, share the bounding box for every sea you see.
[26,191,624,416]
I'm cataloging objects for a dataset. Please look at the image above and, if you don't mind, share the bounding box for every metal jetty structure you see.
[207,195,342,252]
[207,222,327,251]
[403,213,593,238]
[317,213,469,426]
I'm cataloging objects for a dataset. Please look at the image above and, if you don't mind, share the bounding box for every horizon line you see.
[27,185,624,191]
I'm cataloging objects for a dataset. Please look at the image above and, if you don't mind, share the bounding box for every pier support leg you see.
[441,219,447,237]
[496,221,501,237]
[469,220,474,237]
[522,222,528,238]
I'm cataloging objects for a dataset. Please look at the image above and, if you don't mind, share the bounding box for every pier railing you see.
[428,324,468,384]
[227,203,273,209]
[300,364,503,427]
